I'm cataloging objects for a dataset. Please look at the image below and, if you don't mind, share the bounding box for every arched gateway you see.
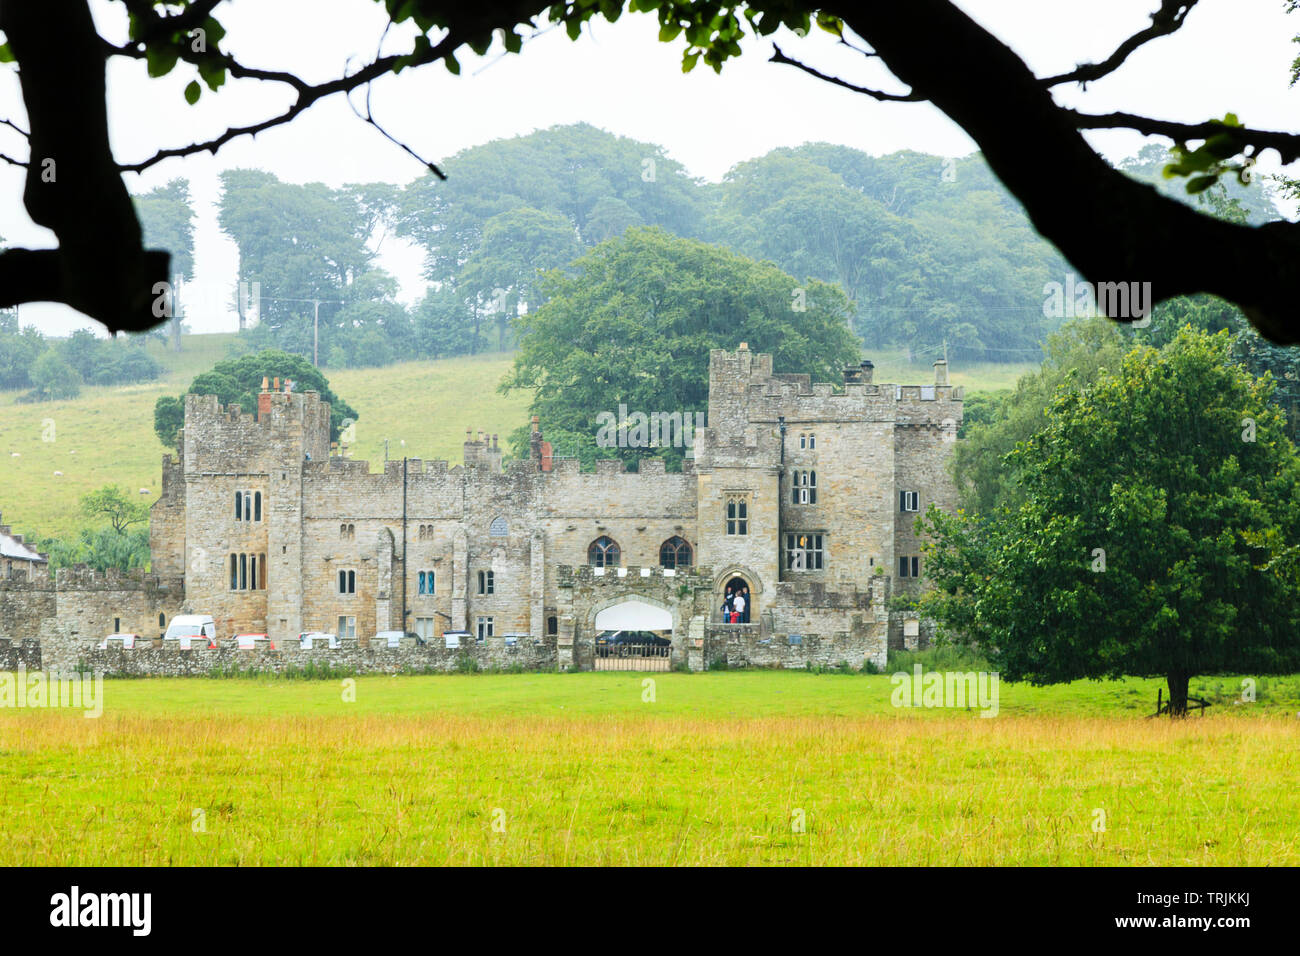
[555,564,715,671]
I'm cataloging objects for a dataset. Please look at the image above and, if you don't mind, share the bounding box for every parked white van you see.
[163,615,217,649]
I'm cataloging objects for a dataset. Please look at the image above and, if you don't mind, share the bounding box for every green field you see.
[0,671,1295,865]
[0,336,1030,541]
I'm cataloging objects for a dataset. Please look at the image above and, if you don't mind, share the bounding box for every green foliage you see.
[134,179,196,280]
[29,526,150,573]
[922,328,1300,706]
[81,484,149,534]
[219,170,404,361]
[0,313,45,391]
[57,329,163,387]
[397,122,703,287]
[23,349,82,402]
[952,317,1128,514]
[704,146,1072,355]
[501,227,858,467]
[152,349,359,450]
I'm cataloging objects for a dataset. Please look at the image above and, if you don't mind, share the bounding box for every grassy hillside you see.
[0,335,1031,542]
[0,337,530,540]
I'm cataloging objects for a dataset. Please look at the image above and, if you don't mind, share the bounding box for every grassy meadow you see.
[0,335,1029,541]
[0,671,1296,866]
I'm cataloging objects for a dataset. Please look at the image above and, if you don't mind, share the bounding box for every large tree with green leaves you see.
[500,226,858,466]
[921,328,1300,715]
[153,349,359,450]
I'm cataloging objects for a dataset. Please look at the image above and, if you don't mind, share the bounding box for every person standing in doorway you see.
[732,588,746,625]
[740,585,751,623]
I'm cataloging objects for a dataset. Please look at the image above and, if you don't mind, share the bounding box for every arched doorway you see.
[592,598,674,671]
[721,575,753,623]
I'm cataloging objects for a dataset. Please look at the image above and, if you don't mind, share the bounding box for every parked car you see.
[596,630,671,656]
[96,633,141,649]
[373,630,425,648]
[442,630,471,649]
[163,615,217,649]
[234,633,276,650]
[298,631,340,649]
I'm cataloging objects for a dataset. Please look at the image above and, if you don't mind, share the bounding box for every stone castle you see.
[1,346,961,674]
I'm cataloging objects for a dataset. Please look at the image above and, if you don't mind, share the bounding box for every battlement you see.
[53,565,184,594]
[182,385,331,473]
[557,563,714,587]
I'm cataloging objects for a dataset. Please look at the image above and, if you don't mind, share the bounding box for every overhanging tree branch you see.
[820,0,1300,344]
[1042,0,1198,88]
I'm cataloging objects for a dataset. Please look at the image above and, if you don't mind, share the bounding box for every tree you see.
[397,123,703,290]
[3,3,1300,343]
[501,226,859,467]
[0,312,48,390]
[134,179,196,351]
[952,318,1129,515]
[921,328,1300,715]
[218,170,404,360]
[80,484,149,534]
[25,348,82,401]
[153,349,359,450]
[705,147,1073,353]
[458,206,581,350]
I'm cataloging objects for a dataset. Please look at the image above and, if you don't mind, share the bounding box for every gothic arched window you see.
[588,536,620,568]
[659,536,692,569]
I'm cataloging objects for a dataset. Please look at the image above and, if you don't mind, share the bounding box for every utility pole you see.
[311,299,343,367]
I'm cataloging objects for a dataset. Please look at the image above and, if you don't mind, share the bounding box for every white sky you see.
[2,0,1298,336]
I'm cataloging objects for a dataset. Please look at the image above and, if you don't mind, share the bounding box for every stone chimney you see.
[860,360,874,384]
[933,360,949,386]
[258,376,273,418]
[529,414,544,462]
[464,427,485,468]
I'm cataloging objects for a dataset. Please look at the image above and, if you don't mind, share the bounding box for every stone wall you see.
[81,635,556,677]
[705,624,882,671]
[0,638,41,670]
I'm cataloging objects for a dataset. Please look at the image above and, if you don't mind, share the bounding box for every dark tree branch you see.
[0,0,169,332]
[348,77,447,180]
[1043,0,1198,87]
[824,0,1300,343]
[1067,109,1300,164]
[770,44,923,102]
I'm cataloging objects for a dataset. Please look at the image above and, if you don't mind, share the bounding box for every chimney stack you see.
[933,360,949,386]
[860,360,874,384]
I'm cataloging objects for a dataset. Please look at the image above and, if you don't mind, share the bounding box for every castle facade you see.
[142,345,962,670]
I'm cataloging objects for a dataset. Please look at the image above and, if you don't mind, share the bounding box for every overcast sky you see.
[2,0,1298,336]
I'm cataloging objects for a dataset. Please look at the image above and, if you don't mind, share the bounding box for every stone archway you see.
[586,592,678,671]
[713,565,762,624]
[556,564,714,670]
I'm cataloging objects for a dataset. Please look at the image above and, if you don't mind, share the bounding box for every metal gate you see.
[594,641,672,672]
